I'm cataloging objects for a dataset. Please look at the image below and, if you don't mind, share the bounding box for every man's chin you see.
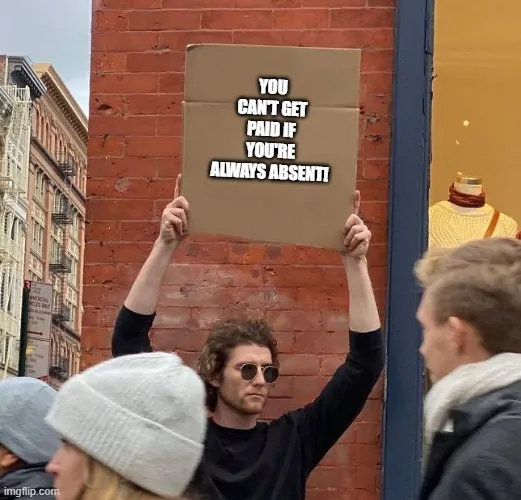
[241,400,266,415]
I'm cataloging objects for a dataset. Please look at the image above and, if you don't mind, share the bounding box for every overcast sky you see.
[0,0,92,115]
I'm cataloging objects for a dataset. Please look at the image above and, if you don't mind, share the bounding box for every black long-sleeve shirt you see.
[112,305,384,500]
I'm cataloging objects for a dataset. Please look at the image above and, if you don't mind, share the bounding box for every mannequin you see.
[429,172,519,249]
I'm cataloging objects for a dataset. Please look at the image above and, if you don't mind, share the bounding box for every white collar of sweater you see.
[423,353,521,461]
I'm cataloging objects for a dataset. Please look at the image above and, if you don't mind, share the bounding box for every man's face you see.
[214,343,277,416]
[417,292,464,384]
[0,445,18,478]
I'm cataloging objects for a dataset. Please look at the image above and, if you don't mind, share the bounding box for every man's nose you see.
[252,368,267,385]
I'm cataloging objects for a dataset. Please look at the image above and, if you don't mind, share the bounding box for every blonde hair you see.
[79,454,186,500]
[414,238,521,354]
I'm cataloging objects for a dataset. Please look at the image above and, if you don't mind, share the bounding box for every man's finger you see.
[345,223,366,243]
[166,195,189,211]
[174,173,182,199]
[349,230,371,251]
[344,213,363,233]
[164,208,187,232]
[353,190,361,215]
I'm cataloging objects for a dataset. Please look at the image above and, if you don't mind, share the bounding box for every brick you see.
[126,94,182,115]
[92,32,159,52]
[87,178,176,200]
[103,0,161,7]
[296,287,349,311]
[88,157,169,178]
[90,94,127,116]
[202,10,274,30]
[280,354,319,376]
[90,115,157,137]
[81,327,113,350]
[369,0,395,5]
[80,347,112,371]
[127,52,184,74]
[237,0,301,6]
[164,0,233,6]
[228,243,296,265]
[294,331,348,354]
[120,221,160,242]
[274,9,329,29]
[82,305,120,328]
[84,242,153,264]
[156,115,182,136]
[362,72,393,94]
[364,28,394,49]
[331,8,394,29]
[361,50,394,72]
[84,221,121,242]
[91,52,127,73]
[266,310,321,331]
[126,136,180,158]
[88,135,125,158]
[92,10,129,31]
[91,74,159,94]
[159,73,184,93]
[128,10,201,31]
[303,0,365,5]
[159,31,233,50]
[87,199,154,221]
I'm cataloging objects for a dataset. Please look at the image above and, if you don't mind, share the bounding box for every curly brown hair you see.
[195,316,279,412]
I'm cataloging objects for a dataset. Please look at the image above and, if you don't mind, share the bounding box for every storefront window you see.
[426,1,521,392]
[429,0,521,253]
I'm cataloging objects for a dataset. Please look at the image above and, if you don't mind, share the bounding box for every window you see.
[28,270,42,282]
[68,258,78,288]
[34,170,45,202]
[31,221,44,256]
[429,1,521,247]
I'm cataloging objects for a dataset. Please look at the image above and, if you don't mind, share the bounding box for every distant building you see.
[28,63,87,388]
[0,56,87,387]
[0,55,45,379]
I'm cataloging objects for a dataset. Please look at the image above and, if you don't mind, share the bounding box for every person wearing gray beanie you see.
[44,351,207,500]
[0,377,60,500]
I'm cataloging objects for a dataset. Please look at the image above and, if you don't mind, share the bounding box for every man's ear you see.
[208,378,220,389]
[447,316,471,354]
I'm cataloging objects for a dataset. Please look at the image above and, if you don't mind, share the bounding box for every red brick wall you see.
[84,2,394,499]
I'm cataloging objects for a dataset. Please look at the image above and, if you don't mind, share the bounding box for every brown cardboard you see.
[181,44,361,250]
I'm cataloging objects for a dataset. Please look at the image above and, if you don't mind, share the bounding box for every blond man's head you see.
[414,238,521,383]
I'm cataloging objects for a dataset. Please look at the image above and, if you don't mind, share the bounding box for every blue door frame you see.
[381,0,435,498]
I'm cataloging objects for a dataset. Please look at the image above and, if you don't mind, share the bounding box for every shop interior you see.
[425,1,521,393]
[429,0,521,251]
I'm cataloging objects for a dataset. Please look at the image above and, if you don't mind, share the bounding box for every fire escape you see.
[0,84,31,377]
[49,151,76,383]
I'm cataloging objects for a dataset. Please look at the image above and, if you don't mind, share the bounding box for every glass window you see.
[430,1,521,248]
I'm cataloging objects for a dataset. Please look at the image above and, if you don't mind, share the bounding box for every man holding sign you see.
[111,175,383,500]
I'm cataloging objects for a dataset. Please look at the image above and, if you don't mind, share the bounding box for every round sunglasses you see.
[239,363,279,384]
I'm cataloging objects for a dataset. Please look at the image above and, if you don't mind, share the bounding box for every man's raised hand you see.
[342,190,371,260]
[160,174,189,245]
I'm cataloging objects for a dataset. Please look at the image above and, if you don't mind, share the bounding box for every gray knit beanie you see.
[45,352,207,499]
[0,377,60,464]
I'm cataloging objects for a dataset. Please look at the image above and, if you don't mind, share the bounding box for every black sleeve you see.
[292,329,384,474]
[111,305,155,357]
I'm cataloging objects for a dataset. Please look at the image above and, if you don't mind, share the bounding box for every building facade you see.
[28,63,87,388]
[0,55,45,378]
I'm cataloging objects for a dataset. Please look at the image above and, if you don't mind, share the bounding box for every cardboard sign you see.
[181,44,361,250]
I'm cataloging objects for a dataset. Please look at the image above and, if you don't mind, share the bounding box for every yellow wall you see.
[430,0,521,227]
